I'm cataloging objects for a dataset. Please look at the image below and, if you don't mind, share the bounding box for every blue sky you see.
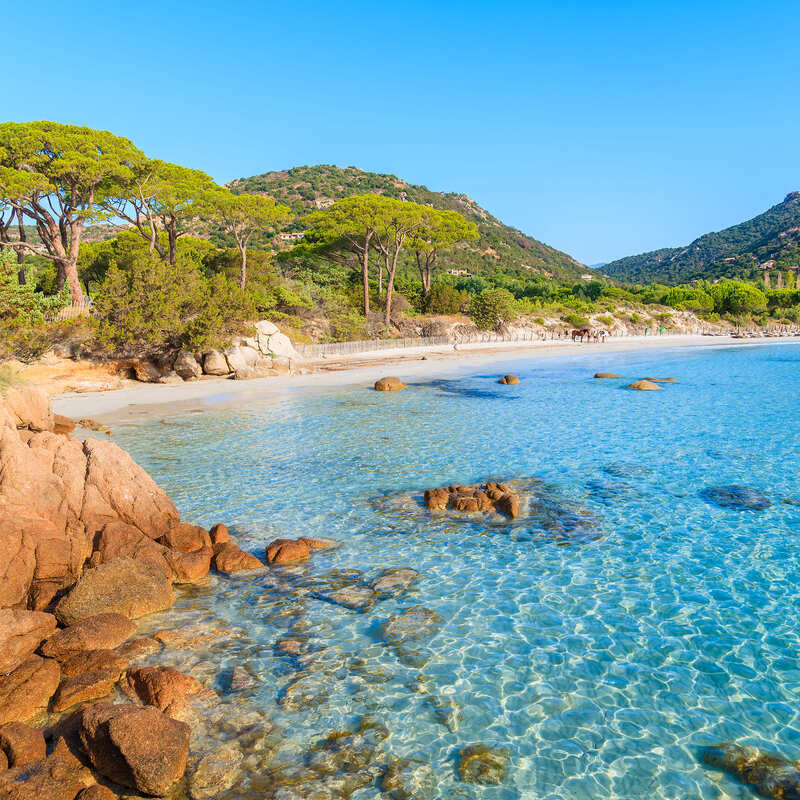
[5,0,799,264]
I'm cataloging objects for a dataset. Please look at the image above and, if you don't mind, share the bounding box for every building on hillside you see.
[445,268,471,276]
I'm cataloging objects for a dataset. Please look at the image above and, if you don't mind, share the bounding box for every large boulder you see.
[79,702,190,796]
[173,350,202,380]
[40,613,136,661]
[2,385,53,432]
[202,351,229,376]
[267,332,296,359]
[0,738,94,800]
[121,666,203,716]
[374,377,407,392]
[132,360,161,383]
[89,520,171,574]
[80,438,180,541]
[55,558,175,626]
[0,609,57,675]
[0,656,60,724]
[223,346,258,373]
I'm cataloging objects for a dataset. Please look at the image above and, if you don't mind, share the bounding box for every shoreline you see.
[52,334,800,420]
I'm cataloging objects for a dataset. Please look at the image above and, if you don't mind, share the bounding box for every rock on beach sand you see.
[374,376,407,391]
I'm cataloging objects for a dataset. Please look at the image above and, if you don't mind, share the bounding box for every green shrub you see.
[469,288,517,330]
[425,284,467,315]
[93,247,254,354]
[563,312,590,328]
[708,281,767,314]
[662,286,714,312]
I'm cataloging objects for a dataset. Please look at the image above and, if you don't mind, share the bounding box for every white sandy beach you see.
[51,333,800,422]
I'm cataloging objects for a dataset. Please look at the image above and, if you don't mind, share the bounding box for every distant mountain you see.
[228,165,588,282]
[602,192,800,285]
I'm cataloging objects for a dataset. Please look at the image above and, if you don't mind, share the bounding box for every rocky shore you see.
[0,383,271,798]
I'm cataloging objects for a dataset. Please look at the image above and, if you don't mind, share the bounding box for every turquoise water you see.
[112,343,800,799]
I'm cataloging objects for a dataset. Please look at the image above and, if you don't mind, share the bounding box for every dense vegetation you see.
[229,165,590,283]
[603,192,800,285]
[1,122,798,364]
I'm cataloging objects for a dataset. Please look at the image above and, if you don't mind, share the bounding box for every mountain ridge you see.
[602,192,800,285]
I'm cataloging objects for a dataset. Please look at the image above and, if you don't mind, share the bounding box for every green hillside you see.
[228,164,588,282]
[603,192,800,285]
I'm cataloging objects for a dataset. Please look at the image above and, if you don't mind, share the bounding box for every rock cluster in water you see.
[424,481,521,519]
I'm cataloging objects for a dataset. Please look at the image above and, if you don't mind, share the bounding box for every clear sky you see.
[5,0,800,265]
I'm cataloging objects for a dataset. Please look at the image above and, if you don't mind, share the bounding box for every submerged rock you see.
[189,744,243,799]
[700,742,800,799]
[594,372,620,378]
[381,758,438,800]
[381,607,442,646]
[314,586,377,612]
[369,568,420,597]
[700,485,772,511]
[213,541,264,573]
[457,744,509,785]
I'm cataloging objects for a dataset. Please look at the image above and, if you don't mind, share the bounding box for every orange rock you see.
[594,372,620,378]
[424,488,449,510]
[212,542,264,573]
[265,538,310,565]
[53,414,76,435]
[497,374,520,385]
[0,656,60,724]
[209,523,230,545]
[374,377,407,391]
[298,537,338,551]
[0,722,46,767]
[40,613,135,661]
[121,666,203,716]
[160,524,211,553]
[628,380,662,391]
[0,609,57,675]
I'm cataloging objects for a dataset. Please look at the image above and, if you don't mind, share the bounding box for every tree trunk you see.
[416,251,428,294]
[384,246,402,327]
[168,225,177,266]
[239,243,247,289]
[16,209,26,285]
[378,260,383,296]
[64,221,84,304]
[361,238,370,315]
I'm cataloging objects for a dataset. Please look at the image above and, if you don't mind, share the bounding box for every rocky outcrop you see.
[0,609,57,674]
[497,374,519,385]
[374,376,407,391]
[423,481,521,519]
[79,702,190,796]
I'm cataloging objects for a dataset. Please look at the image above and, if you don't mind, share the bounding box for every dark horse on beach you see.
[572,328,591,342]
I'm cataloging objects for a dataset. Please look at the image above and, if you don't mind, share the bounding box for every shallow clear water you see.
[111,343,800,799]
